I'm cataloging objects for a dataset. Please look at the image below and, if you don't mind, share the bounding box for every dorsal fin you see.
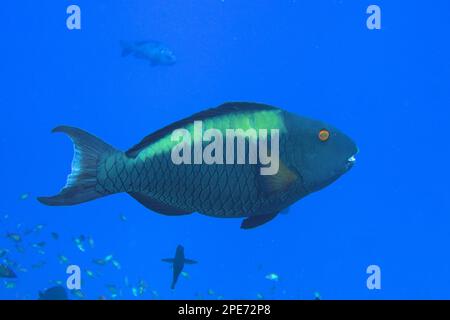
[125,102,278,158]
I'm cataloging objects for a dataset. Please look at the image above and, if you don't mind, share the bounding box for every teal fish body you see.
[120,40,176,66]
[39,102,357,229]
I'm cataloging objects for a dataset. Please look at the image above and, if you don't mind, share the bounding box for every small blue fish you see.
[265,273,279,281]
[120,40,176,66]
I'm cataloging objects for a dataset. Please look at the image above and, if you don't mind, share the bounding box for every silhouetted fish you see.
[38,286,68,300]
[0,264,17,278]
[162,245,197,289]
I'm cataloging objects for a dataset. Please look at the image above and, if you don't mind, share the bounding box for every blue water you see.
[1,0,450,300]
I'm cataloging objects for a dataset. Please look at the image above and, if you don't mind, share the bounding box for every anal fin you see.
[129,192,193,216]
[241,212,279,229]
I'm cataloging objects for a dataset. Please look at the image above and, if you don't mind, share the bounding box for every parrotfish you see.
[120,40,176,66]
[38,102,357,229]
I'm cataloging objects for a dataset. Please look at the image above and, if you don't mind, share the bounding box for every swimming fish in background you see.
[162,245,197,289]
[38,286,68,300]
[6,233,21,243]
[0,249,8,258]
[57,254,69,264]
[0,264,17,278]
[120,40,176,66]
[20,193,30,200]
[265,273,279,281]
[4,280,16,289]
[38,102,357,229]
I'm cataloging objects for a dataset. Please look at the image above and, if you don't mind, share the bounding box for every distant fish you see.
[20,193,30,200]
[0,264,17,278]
[31,241,46,248]
[33,224,45,233]
[57,254,69,264]
[4,280,16,289]
[111,260,121,270]
[38,286,68,300]
[85,269,96,279]
[265,273,279,281]
[73,236,85,252]
[92,258,107,266]
[137,279,148,296]
[49,280,64,286]
[18,266,28,273]
[92,255,112,266]
[6,233,21,243]
[105,284,120,299]
[162,245,197,289]
[120,40,176,66]
[2,258,18,269]
[0,249,9,258]
[51,232,59,240]
[71,289,85,300]
[87,236,95,249]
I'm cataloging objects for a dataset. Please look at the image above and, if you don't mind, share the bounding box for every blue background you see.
[0,0,449,299]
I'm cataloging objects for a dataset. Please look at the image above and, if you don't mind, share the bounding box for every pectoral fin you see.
[241,212,279,229]
[258,161,298,196]
[162,258,175,263]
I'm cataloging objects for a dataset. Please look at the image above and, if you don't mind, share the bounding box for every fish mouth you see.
[345,154,357,170]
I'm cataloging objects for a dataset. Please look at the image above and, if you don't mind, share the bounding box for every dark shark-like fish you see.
[120,40,176,66]
[38,102,357,229]
[162,245,197,289]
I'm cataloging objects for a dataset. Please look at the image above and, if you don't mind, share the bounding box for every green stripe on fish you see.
[137,109,285,162]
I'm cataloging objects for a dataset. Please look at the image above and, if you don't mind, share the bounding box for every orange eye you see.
[318,129,330,142]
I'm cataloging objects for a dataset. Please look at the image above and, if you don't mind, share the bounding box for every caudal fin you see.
[120,41,133,57]
[38,126,117,206]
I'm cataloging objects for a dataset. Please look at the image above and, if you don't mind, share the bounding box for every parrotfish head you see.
[159,48,176,65]
[287,113,358,193]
